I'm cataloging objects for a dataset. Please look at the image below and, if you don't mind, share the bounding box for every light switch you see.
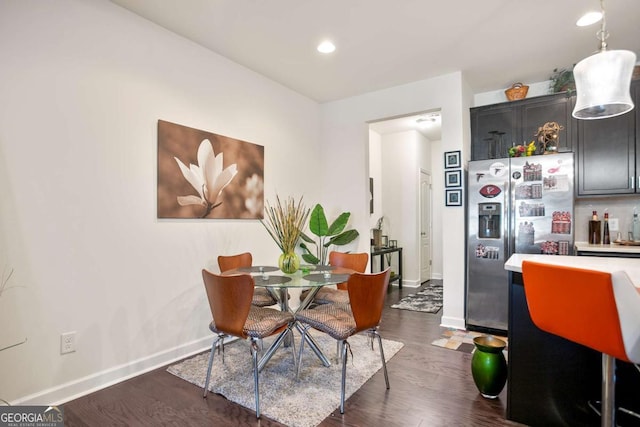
[609,218,619,231]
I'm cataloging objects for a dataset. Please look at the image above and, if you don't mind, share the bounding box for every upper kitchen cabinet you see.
[575,80,638,197]
[471,92,574,160]
[470,104,517,160]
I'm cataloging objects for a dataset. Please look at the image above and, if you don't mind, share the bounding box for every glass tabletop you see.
[236,266,279,273]
[300,264,336,272]
[223,268,353,288]
[302,273,350,284]
[253,275,292,286]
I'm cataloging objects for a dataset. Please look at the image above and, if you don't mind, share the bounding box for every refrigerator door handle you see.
[505,179,512,257]
[631,176,635,190]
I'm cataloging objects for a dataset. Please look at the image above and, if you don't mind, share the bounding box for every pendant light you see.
[572,0,636,120]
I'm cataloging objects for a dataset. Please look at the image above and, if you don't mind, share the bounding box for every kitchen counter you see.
[504,253,640,284]
[575,241,640,255]
[504,253,640,426]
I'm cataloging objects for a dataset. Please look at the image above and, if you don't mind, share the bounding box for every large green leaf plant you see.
[299,204,359,265]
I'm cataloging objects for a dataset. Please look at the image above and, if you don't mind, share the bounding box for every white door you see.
[420,171,432,282]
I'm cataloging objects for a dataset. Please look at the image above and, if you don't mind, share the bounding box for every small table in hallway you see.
[371,246,402,288]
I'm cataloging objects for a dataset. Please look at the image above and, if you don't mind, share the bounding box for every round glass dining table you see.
[224,266,354,371]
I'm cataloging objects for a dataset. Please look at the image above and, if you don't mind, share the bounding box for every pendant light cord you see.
[597,0,608,52]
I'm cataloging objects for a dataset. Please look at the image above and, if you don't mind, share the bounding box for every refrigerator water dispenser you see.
[478,203,501,239]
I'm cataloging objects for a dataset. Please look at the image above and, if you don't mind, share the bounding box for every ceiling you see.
[369,111,442,141]
[110,0,640,139]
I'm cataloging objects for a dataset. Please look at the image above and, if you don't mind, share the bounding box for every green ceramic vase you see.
[278,252,300,274]
[471,335,508,399]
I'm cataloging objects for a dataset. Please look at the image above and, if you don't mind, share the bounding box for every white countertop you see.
[504,253,640,286]
[575,241,640,254]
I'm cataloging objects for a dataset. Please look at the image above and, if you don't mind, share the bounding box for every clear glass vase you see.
[278,252,300,274]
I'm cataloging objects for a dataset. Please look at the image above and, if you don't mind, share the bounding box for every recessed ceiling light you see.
[576,11,602,26]
[416,113,439,122]
[416,114,439,126]
[317,41,336,54]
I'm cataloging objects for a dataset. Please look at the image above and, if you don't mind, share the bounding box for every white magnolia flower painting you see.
[157,120,264,219]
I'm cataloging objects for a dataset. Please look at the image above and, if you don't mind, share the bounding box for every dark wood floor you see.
[63,283,524,427]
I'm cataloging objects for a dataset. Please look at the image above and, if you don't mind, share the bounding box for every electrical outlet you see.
[609,218,619,231]
[60,332,76,354]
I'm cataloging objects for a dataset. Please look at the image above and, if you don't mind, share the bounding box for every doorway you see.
[368,110,440,286]
[420,170,432,282]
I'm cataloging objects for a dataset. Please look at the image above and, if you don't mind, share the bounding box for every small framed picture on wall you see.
[444,150,461,169]
[445,169,462,188]
[445,189,463,206]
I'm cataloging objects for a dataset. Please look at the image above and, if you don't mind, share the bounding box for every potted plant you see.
[372,216,384,249]
[299,204,359,265]
[261,195,310,273]
[550,66,575,94]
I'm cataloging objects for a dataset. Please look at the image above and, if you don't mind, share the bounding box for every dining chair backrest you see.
[202,269,253,339]
[329,251,369,290]
[218,252,252,273]
[521,261,628,362]
[347,269,391,333]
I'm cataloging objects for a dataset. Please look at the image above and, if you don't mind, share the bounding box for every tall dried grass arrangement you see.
[261,196,310,253]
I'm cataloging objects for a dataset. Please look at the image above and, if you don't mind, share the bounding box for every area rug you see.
[390,280,443,313]
[167,332,404,427]
[431,328,508,359]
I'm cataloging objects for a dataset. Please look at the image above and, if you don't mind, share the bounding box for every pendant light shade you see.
[572,49,637,120]
[571,0,637,120]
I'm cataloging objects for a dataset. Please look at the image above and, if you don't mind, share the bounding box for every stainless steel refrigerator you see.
[465,152,574,332]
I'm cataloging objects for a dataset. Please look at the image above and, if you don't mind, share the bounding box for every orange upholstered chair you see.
[522,261,640,427]
[218,252,278,307]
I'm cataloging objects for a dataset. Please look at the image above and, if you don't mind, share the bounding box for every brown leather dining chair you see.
[295,268,391,413]
[306,251,369,305]
[201,269,295,418]
[218,252,278,307]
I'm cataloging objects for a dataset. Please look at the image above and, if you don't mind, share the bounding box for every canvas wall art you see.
[157,120,264,219]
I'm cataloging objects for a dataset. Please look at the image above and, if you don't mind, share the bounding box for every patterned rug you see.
[167,332,403,427]
[431,328,508,359]
[390,280,443,313]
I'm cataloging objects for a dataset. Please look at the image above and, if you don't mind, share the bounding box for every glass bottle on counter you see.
[603,212,610,245]
[633,211,640,242]
[589,211,601,245]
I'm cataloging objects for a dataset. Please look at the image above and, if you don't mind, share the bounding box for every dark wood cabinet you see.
[508,272,600,426]
[472,81,639,198]
[521,94,575,153]
[470,104,517,160]
[575,80,638,197]
[470,92,574,160]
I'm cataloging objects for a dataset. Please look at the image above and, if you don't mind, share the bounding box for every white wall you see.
[575,197,640,242]
[369,129,442,282]
[430,140,444,279]
[381,131,419,286]
[473,81,553,107]
[0,0,478,405]
[320,73,471,330]
[368,130,382,233]
[0,0,321,404]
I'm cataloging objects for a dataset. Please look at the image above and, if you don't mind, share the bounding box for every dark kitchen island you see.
[505,254,640,426]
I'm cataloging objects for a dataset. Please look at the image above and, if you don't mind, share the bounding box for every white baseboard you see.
[394,279,421,288]
[440,316,466,330]
[14,335,215,406]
